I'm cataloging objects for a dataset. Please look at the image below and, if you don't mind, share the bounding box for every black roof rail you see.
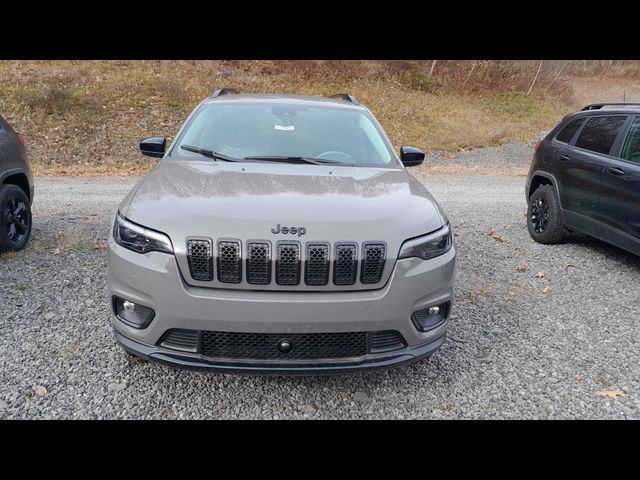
[328,93,358,105]
[582,102,640,111]
[211,87,240,98]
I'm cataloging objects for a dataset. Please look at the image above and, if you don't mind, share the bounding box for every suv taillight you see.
[17,133,25,145]
[534,142,541,151]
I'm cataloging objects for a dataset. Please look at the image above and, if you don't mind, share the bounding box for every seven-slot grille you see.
[186,239,213,281]
[186,240,387,286]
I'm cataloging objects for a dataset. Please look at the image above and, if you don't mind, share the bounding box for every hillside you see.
[1,60,638,176]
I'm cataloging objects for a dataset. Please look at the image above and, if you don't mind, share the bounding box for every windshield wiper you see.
[243,155,340,165]
[180,145,239,162]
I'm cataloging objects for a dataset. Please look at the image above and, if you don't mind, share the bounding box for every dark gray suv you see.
[526,102,640,256]
[0,115,34,252]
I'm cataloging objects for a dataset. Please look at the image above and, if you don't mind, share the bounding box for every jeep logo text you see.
[271,224,307,236]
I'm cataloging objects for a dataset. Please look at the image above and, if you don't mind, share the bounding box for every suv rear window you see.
[575,116,627,155]
[555,118,584,143]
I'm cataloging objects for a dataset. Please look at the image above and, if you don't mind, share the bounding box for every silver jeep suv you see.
[107,90,456,373]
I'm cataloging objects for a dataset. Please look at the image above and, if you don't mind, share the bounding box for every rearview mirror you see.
[400,146,425,167]
[140,136,166,158]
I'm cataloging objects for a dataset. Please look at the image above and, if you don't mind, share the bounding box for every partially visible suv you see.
[526,102,640,256]
[0,115,33,252]
[107,89,456,374]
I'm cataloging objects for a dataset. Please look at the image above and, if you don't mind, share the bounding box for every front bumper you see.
[107,236,456,374]
[115,329,446,374]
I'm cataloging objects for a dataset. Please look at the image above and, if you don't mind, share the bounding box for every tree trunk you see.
[527,60,544,96]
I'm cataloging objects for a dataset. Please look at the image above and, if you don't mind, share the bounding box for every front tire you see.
[0,184,32,252]
[527,184,566,244]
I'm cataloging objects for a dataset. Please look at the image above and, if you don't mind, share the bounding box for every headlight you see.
[398,223,452,261]
[113,212,173,254]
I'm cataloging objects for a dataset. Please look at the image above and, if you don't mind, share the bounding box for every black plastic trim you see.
[114,330,445,375]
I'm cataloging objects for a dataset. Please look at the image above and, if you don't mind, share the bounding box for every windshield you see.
[173,102,397,167]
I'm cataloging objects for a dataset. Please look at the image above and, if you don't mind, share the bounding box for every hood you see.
[121,159,447,291]
[123,159,445,243]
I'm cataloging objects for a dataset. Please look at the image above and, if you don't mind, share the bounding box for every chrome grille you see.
[334,244,357,285]
[217,241,241,283]
[305,244,329,286]
[276,242,301,285]
[246,242,271,285]
[186,239,213,281]
[361,244,386,284]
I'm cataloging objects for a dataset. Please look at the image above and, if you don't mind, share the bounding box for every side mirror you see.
[140,136,166,158]
[400,146,425,167]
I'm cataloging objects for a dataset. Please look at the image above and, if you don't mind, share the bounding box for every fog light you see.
[113,297,155,329]
[122,300,136,312]
[412,302,449,332]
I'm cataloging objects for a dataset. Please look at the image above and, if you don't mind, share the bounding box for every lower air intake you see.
[159,329,199,353]
[369,330,406,353]
[201,331,368,360]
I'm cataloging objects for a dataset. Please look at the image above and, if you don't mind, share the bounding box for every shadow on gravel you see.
[567,235,640,268]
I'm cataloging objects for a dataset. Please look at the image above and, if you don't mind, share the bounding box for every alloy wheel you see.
[530,197,550,233]
[3,194,29,243]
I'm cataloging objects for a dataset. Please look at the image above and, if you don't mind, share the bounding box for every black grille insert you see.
[276,242,301,285]
[334,244,357,285]
[305,243,329,286]
[361,244,386,284]
[217,240,241,283]
[246,242,271,285]
[159,329,199,353]
[201,331,368,360]
[187,239,213,281]
[369,330,405,353]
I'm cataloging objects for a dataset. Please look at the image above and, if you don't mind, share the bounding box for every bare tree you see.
[527,60,544,96]
[463,60,478,85]
[544,60,567,93]
[428,60,437,77]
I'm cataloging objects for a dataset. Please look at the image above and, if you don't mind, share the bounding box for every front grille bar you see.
[276,242,301,285]
[186,239,213,281]
[246,242,272,285]
[305,243,329,286]
[217,240,241,283]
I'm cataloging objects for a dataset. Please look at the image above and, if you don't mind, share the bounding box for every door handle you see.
[609,167,626,176]
[558,153,570,161]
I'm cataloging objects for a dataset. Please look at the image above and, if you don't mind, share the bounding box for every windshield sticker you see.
[274,125,295,131]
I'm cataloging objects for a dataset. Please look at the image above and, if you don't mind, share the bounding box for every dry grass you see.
[53,233,84,253]
[0,60,638,177]
[0,251,17,261]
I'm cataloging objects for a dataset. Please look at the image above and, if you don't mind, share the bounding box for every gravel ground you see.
[1,149,639,419]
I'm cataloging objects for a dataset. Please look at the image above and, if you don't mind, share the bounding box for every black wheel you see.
[527,184,566,244]
[0,184,32,252]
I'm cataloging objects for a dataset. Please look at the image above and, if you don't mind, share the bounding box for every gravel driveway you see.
[1,145,638,419]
